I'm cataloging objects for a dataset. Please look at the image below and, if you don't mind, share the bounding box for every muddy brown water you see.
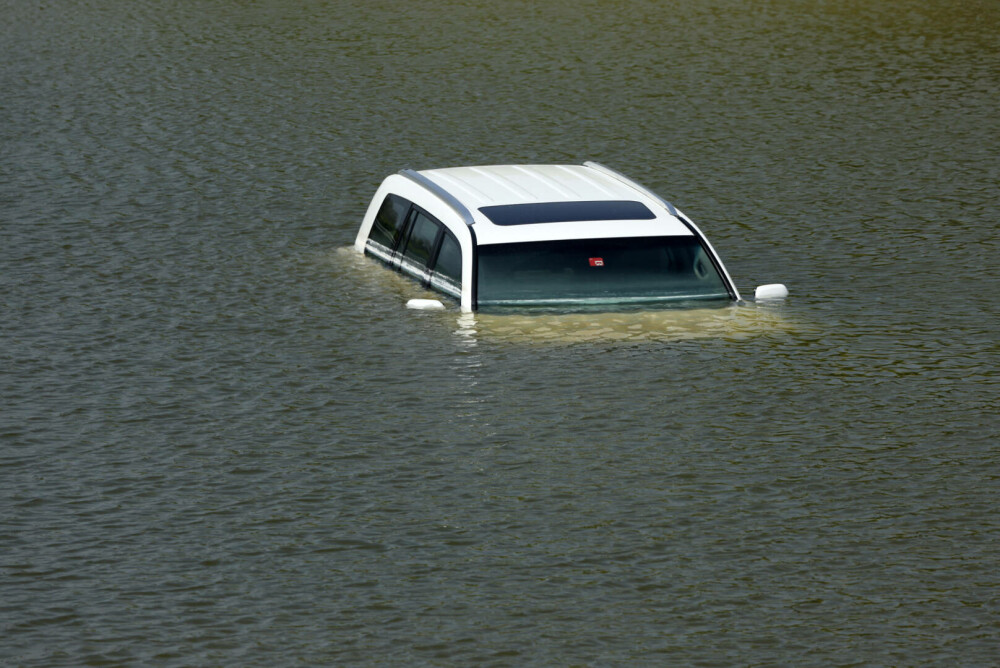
[2,1,998,664]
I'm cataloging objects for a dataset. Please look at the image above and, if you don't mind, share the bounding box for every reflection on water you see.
[459,303,792,343]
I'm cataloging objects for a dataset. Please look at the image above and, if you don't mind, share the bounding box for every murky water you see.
[3,0,998,664]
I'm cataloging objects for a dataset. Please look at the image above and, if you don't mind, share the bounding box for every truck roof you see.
[412,163,694,245]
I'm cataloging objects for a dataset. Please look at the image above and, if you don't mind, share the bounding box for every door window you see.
[401,212,442,269]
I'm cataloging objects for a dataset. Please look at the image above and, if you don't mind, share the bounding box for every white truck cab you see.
[354,162,784,311]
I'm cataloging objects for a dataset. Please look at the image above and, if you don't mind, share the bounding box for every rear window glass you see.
[476,235,730,307]
[369,194,410,249]
[478,200,655,226]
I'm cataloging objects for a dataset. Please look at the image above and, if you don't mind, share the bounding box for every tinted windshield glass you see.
[477,236,731,307]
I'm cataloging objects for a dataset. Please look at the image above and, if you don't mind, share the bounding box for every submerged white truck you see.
[354,162,786,311]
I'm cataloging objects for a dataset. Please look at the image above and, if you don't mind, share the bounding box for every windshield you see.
[476,235,731,308]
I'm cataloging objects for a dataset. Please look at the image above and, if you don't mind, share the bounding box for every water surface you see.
[2,0,998,665]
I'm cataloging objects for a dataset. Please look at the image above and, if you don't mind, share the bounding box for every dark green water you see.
[2,1,998,664]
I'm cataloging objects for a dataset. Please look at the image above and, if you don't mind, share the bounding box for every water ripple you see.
[3,0,999,665]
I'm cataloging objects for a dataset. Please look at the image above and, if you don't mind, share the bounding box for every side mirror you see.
[406,298,446,311]
[754,284,788,301]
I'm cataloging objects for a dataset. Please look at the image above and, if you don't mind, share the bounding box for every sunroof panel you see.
[479,200,656,226]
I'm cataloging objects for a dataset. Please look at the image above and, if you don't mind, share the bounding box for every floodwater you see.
[2,0,998,665]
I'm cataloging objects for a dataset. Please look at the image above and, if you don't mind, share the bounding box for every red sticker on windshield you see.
[589,257,604,267]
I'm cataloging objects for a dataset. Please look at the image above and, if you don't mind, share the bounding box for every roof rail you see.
[583,161,679,217]
[399,169,476,227]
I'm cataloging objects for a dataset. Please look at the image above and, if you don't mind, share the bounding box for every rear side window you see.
[433,231,461,282]
[401,212,442,269]
[368,194,410,250]
[428,229,462,299]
